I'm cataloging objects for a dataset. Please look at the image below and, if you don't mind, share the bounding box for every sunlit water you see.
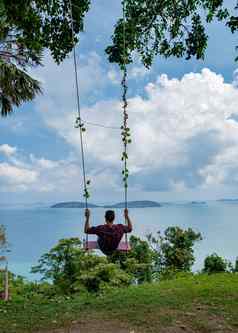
[0,202,237,280]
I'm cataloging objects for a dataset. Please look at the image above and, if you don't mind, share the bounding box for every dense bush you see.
[31,226,204,295]
[110,228,202,284]
[109,235,154,284]
[0,271,51,301]
[148,227,202,276]
[75,262,132,293]
[235,258,238,273]
[32,238,132,294]
[2,226,237,301]
[203,253,230,274]
[1,223,205,297]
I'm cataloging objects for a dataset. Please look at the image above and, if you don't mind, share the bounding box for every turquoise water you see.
[0,202,237,280]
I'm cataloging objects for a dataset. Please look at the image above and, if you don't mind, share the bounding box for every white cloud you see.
[35,67,238,194]
[34,51,106,107]
[199,146,238,187]
[0,144,17,157]
[0,62,232,200]
[0,152,69,193]
[107,65,150,85]
[129,65,150,79]
[0,146,121,201]
[2,66,238,199]
[0,163,38,187]
[29,156,60,170]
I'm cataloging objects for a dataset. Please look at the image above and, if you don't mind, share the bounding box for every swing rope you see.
[68,0,89,247]
[69,0,130,252]
[122,0,129,249]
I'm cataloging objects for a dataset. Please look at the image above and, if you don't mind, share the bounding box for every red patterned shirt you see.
[87,224,132,255]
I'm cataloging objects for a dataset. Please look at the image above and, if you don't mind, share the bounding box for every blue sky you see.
[1,0,238,205]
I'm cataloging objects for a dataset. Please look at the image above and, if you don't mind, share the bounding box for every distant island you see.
[51,200,161,209]
[51,202,99,208]
[189,201,207,205]
[103,201,161,208]
[217,199,238,203]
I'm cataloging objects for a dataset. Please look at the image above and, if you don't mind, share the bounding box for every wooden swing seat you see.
[85,241,131,252]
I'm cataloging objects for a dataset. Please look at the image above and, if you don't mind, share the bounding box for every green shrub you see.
[147,227,202,278]
[235,257,238,273]
[158,268,194,281]
[32,238,131,294]
[109,235,154,284]
[203,253,229,274]
[30,226,203,296]
[75,262,132,293]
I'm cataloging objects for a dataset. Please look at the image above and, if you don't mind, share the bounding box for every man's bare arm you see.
[124,208,133,232]
[84,208,90,233]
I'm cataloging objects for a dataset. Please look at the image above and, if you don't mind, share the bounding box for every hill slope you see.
[1,274,238,333]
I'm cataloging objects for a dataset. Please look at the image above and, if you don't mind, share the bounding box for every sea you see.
[0,201,237,280]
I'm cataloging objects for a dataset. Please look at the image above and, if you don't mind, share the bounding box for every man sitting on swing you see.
[84,208,133,255]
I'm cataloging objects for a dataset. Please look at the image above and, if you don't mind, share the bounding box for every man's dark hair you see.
[105,210,115,223]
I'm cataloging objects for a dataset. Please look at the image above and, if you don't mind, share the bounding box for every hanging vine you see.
[121,0,131,208]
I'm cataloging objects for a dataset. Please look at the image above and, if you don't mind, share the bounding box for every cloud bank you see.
[2,63,238,201]
[38,66,238,193]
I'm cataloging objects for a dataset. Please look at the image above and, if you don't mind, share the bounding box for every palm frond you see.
[0,61,41,116]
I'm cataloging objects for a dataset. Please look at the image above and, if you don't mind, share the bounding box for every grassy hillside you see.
[0,274,238,333]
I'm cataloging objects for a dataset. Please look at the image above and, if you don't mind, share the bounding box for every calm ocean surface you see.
[0,202,237,280]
